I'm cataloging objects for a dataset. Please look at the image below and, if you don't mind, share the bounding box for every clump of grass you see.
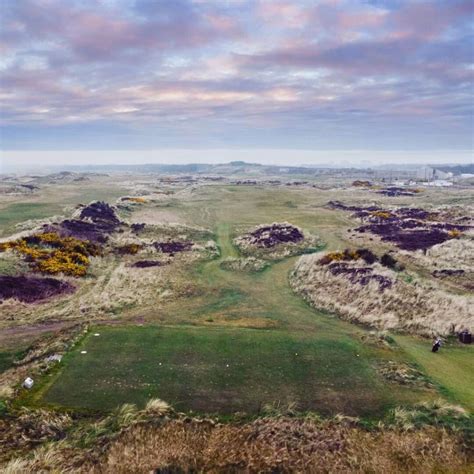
[388,399,471,432]
[261,400,299,417]
[0,385,14,399]
[144,398,171,417]
[377,361,433,388]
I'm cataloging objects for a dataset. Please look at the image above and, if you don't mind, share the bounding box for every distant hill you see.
[434,164,474,175]
[55,162,326,176]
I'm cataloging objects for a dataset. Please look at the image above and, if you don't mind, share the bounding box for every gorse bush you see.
[0,232,100,277]
[123,197,147,203]
[319,248,377,265]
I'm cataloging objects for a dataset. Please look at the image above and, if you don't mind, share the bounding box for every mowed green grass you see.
[42,326,419,417]
[394,336,474,412]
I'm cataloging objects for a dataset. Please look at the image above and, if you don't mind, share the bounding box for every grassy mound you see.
[291,251,474,336]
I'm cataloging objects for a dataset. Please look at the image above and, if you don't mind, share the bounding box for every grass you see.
[0,347,27,373]
[0,203,63,233]
[36,195,440,417]
[0,351,16,373]
[5,183,471,422]
[394,335,474,412]
[41,325,422,417]
[0,182,127,237]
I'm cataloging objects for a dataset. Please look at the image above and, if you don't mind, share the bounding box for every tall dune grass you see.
[291,254,473,336]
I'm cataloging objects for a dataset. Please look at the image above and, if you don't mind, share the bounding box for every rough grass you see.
[91,421,472,473]
[291,253,473,336]
[2,413,472,473]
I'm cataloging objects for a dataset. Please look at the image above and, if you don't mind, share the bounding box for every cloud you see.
[0,0,472,153]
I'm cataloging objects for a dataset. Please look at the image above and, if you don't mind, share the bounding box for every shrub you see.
[0,232,99,277]
[319,249,376,265]
[123,197,147,203]
[369,211,393,220]
[380,253,397,269]
[115,243,142,255]
[356,248,377,264]
[448,229,462,238]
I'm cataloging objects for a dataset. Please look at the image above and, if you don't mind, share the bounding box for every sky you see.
[0,0,473,169]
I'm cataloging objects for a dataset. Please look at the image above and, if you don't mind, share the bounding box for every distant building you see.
[425,179,453,187]
[416,166,453,182]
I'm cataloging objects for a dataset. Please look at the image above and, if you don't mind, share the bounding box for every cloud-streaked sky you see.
[0,0,473,167]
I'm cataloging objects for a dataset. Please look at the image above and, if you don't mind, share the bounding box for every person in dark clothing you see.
[431,338,442,353]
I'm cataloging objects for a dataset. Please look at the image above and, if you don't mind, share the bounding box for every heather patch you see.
[154,240,194,254]
[131,223,146,233]
[329,201,472,252]
[377,187,421,197]
[46,202,122,243]
[433,269,465,278]
[326,262,393,292]
[318,248,394,292]
[79,201,121,226]
[235,222,322,260]
[132,260,167,268]
[0,275,75,303]
[238,223,304,248]
[357,226,452,251]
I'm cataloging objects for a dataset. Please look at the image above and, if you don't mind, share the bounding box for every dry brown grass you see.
[410,237,474,277]
[2,415,471,473]
[291,254,473,336]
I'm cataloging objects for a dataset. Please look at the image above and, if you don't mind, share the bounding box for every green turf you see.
[394,336,474,412]
[0,202,63,231]
[42,326,423,417]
